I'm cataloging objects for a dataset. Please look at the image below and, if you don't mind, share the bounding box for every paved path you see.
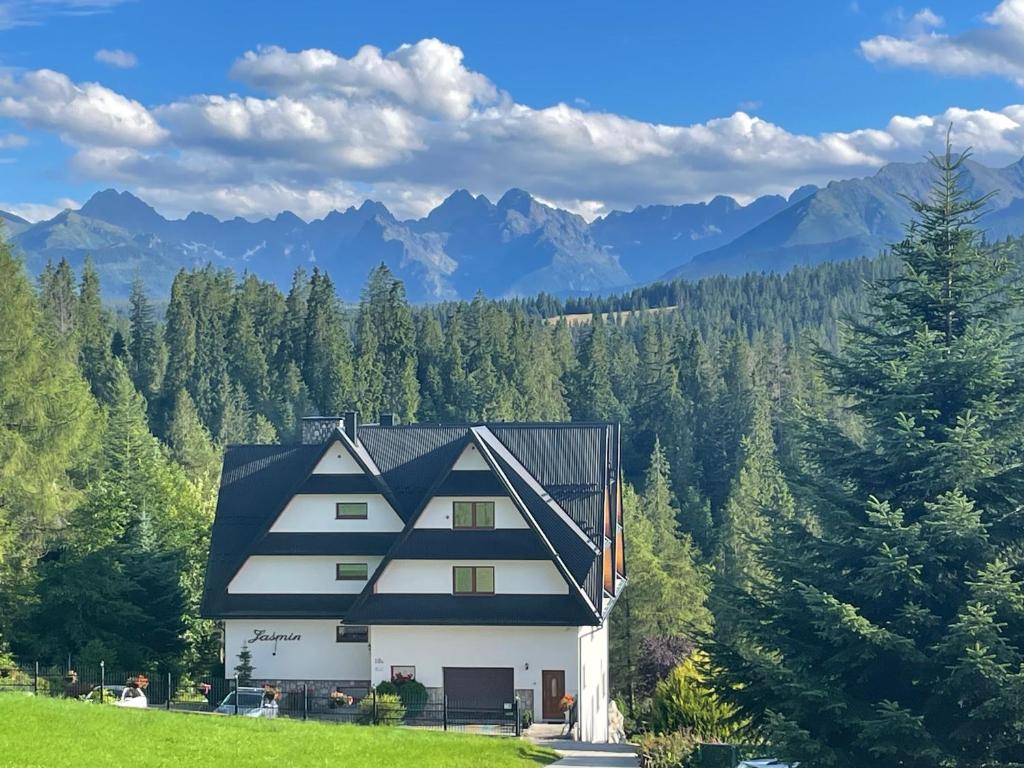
[537,739,639,768]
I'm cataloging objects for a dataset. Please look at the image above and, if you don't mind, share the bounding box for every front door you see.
[541,669,565,720]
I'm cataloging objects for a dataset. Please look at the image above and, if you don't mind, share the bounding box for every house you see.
[201,413,626,742]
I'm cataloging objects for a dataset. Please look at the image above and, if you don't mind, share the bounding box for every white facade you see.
[270,494,404,533]
[312,442,365,474]
[374,559,569,595]
[224,619,369,681]
[451,443,490,471]
[415,496,528,529]
[228,555,382,594]
[369,624,578,693]
[577,623,609,742]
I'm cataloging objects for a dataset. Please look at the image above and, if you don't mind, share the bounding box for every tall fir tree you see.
[76,257,116,401]
[710,141,1024,767]
[127,276,163,403]
[302,268,354,415]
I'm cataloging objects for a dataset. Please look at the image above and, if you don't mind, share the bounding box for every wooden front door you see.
[541,669,565,720]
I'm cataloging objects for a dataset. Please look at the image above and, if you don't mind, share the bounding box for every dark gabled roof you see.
[358,425,469,520]
[390,530,550,560]
[213,593,359,619]
[203,421,620,626]
[345,595,600,626]
[201,443,323,617]
[253,533,396,556]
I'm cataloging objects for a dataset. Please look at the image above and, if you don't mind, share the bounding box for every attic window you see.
[453,566,495,595]
[336,501,368,520]
[336,562,369,581]
[453,501,495,529]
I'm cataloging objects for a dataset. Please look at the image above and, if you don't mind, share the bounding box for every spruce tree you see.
[302,268,354,415]
[77,257,116,400]
[711,141,1024,766]
[127,276,162,403]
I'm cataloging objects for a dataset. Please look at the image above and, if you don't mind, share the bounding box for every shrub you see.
[357,692,405,725]
[0,668,37,694]
[652,652,748,743]
[637,730,698,768]
[521,708,534,729]
[374,680,398,697]
[393,678,427,718]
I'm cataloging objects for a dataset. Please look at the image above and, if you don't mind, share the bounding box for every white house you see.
[202,414,626,742]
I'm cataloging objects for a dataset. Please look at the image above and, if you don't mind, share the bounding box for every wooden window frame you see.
[452,500,496,530]
[336,624,369,643]
[452,565,495,595]
[336,562,369,581]
[336,501,368,520]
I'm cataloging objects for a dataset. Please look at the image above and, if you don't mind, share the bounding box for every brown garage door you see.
[443,667,514,706]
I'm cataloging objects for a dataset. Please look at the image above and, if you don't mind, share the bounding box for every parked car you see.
[215,687,278,718]
[116,686,148,709]
[83,684,126,703]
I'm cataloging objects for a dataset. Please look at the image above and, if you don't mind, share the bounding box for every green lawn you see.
[0,694,558,768]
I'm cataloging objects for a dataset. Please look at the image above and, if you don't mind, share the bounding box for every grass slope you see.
[0,695,557,768]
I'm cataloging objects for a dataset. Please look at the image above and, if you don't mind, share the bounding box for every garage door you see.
[443,667,514,706]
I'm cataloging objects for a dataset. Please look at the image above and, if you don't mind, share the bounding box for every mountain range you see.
[5,156,1024,301]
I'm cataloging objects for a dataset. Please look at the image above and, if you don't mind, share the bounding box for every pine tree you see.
[609,440,712,711]
[234,645,255,684]
[0,241,99,643]
[303,268,354,415]
[38,257,78,340]
[161,270,197,417]
[77,257,116,401]
[166,389,220,488]
[569,315,624,421]
[711,140,1024,766]
[127,276,162,403]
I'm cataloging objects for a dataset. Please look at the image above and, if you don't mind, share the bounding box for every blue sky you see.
[1,0,1022,221]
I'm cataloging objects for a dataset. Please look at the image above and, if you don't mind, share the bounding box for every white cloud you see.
[0,197,79,221]
[0,132,27,148]
[0,68,165,146]
[0,0,129,30]
[9,38,1024,221]
[861,0,1024,85]
[95,48,138,69]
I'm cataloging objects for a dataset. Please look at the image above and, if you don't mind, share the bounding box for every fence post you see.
[33,661,38,696]
[514,696,521,737]
[443,695,448,731]
[372,688,378,725]
[166,672,172,710]
[99,661,105,704]
[303,683,308,721]
[233,675,239,716]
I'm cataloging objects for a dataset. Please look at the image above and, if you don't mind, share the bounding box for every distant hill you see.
[665,158,1024,281]
[8,155,1024,301]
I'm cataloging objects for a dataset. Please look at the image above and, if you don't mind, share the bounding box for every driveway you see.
[540,739,638,768]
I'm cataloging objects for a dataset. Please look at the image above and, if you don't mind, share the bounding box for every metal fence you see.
[0,663,522,736]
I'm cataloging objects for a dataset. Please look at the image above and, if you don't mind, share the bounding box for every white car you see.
[116,688,148,709]
[215,688,278,718]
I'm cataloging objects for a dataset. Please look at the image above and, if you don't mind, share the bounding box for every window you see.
[336,624,369,643]
[391,665,415,682]
[336,562,369,581]
[452,501,495,529]
[336,501,368,519]
[452,565,495,595]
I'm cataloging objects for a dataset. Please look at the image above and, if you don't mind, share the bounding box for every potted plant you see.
[559,694,575,722]
[329,688,354,708]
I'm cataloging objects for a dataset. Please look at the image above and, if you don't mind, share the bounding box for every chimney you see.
[379,413,398,427]
[342,411,359,441]
[301,416,343,445]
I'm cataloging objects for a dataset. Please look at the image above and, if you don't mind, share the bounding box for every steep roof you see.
[202,421,619,625]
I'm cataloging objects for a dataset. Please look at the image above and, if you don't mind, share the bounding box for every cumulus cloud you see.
[8,37,1024,220]
[861,0,1024,85]
[95,48,138,68]
[0,69,165,146]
